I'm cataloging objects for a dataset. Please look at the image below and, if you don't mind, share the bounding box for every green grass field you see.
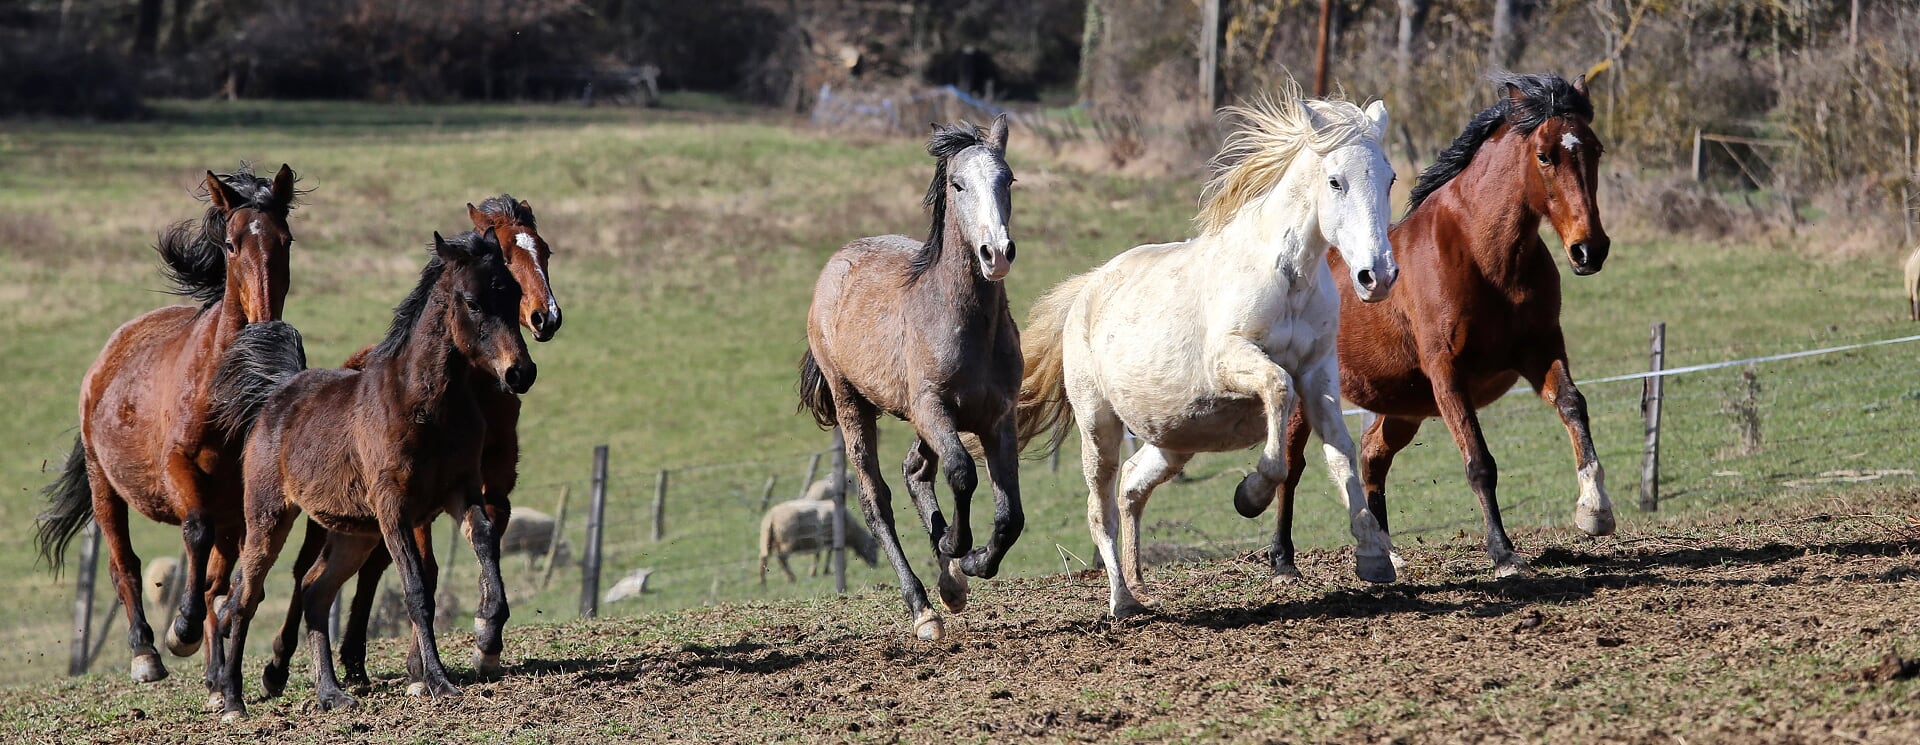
[2,98,1916,687]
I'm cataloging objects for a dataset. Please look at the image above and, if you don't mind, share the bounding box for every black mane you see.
[154,165,292,307]
[1406,72,1594,213]
[906,122,989,284]
[368,230,498,360]
[477,193,536,228]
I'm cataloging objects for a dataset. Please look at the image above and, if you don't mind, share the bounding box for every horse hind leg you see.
[340,545,392,688]
[88,467,167,683]
[303,533,379,712]
[1077,402,1146,619]
[1114,444,1190,603]
[263,518,326,698]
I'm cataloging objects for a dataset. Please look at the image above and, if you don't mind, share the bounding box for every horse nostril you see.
[1356,269,1376,290]
[530,310,548,330]
[1570,242,1590,265]
[1004,241,1016,262]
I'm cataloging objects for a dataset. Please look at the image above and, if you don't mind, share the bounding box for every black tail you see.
[35,437,93,574]
[210,320,307,440]
[796,350,836,429]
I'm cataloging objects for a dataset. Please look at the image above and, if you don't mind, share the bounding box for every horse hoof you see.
[1232,472,1275,518]
[1354,553,1397,584]
[912,609,944,641]
[1390,551,1409,571]
[406,681,427,697]
[1270,564,1303,585]
[1574,505,1616,537]
[1111,599,1153,621]
[131,654,169,683]
[204,692,226,712]
[318,691,359,712]
[1494,560,1536,579]
[220,707,247,724]
[473,650,502,677]
[261,662,288,698]
[936,558,970,614]
[165,623,202,658]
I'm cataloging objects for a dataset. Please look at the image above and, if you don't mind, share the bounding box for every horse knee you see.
[1465,456,1498,494]
[942,459,977,497]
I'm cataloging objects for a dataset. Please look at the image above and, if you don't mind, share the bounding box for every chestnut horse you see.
[798,116,1022,641]
[211,230,535,720]
[264,195,558,693]
[1268,73,1615,578]
[35,165,298,695]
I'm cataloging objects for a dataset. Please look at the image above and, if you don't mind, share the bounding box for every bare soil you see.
[7,489,1918,744]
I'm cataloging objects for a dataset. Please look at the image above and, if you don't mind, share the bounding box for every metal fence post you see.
[1640,322,1666,512]
[580,445,608,619]
[541,484,570,591]
[798,451,822,499]
[68,521,100,676]
[651,469,668,542]
[831,428,849,594]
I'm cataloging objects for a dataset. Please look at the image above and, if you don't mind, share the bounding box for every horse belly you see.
[1124,395,1266,454]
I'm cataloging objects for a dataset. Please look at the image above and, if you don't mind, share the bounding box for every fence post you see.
[758,475,778,511]
[831,428,849,595]
[541,484,570,591]
[1049,446,1060,473]
[580,445,608,619]
[651,469,668,542]
[1692,129,1704,182]
[68,521,100,676]
[1639,322,1666,512]
[798,451,822,499]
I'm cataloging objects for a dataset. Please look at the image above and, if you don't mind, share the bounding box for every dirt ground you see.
[7,489,1918,744]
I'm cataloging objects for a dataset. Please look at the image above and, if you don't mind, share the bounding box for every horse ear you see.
[987,113,1010,153]
[269,164,296,214]
[431,231,463,263]
[467,203,491,231]
[1363,100,1390,142]
[1505,82,1528,112]
[204,171,243,212]
[1300,100,1330,132]
[1571,74,1589,97]
[515,198,533,217]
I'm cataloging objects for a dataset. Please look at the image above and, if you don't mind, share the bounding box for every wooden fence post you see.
[69,520,100,676]
[831,428,849,594]
[541,484,570,591]
[798,451,822,499]
[1049,446,1061,473]
[651,469,668,542]
[1199,0,1221,110]
[1639,322,1666,512]
[758,475,778,511]
[580,445,608,619]
[1692,129,1704,182]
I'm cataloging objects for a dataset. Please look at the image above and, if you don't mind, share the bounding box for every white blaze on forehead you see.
[1561,132,1582,151]
[512,230,559,315]
[249,220,263,237]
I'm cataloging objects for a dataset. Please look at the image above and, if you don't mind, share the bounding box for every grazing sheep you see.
[1904,244,1920,320]
[800,478,841,502]
[602,568,654,604]
[142,556,179,609]
[498,507,571,567]
[759,498,878,584]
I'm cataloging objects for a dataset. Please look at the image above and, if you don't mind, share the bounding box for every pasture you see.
[0,98,1917,726]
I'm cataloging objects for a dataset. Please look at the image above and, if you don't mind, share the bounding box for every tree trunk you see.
[1490,0,1514,68]
[165,0,194,53]
[1396,0,1428,78]
[133,0,164,57]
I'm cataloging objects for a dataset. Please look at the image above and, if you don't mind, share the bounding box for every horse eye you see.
[951,181,965,192]
[1328,177,1343,191]
[462,295,480,313]
[1537,152,1552,165]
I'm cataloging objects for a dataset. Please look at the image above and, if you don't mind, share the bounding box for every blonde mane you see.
[1196,81,1381,236]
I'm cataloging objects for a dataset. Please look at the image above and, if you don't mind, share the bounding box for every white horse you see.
[1017,86,1401,618]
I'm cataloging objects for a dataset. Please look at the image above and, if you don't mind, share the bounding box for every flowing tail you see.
[35,437,93,574]
[797,349,835,429]
[1014,272,1095,457]
[209,320,307,440]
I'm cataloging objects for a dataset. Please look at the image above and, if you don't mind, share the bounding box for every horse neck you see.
[1209,165,1327,279]
[381,298,473,420]
[1430,131,1551,283]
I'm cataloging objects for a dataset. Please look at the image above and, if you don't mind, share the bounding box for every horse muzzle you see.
[978,240,1014,282]
[1568,235,1610,276]
[502,361,538,394]
[529,307,562,342]
[1351,261,1398,303]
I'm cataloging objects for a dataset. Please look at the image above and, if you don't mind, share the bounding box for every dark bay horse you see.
[264,195,558,693]
[35,165,298,694]
[211,230,535,720]
[798,116,1023,640]
[1269,73,1615,578]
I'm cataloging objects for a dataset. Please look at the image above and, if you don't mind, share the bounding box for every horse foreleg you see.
[1271,406,1312,581]
[958,418,1026,581]
[88,468,165,683]
[1360,415,1421,572]
[836,399,942,641]
[456,483,509,678]
[1526,354,1616,537]
[218,491,297,721]
[1213,337,1295,519]
[302,533,378,712]
[908,403,976,560]
[1297,359,1395,583]
[1114,443,1188,600]
[1430,369,1526,576]
[403,522,439,690]
[263,518,325,698]
[341,545,390,688]
[199,530,238,709]
[160,458,217,661]
[901,437,967,612]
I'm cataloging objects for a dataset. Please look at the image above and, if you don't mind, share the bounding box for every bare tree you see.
[1396,0,1428,78]
[133,0,163,57]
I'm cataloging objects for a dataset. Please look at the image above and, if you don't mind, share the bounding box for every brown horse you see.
[263,195,558,693]
[210,230,535,720]
[797,117,1022,640]
[35,165,298,694]
[1267,73,1615,578]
